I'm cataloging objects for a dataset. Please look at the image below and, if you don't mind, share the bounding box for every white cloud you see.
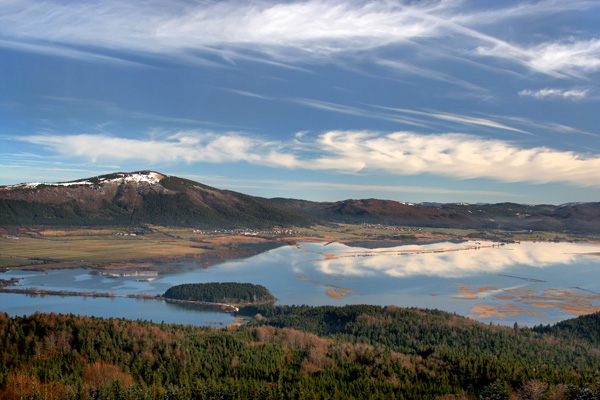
[17,129,600,188]
[528,39,600,76]
[0,0,598,79]
[20,132,283,165]
[476,39,600,78]
[519,88,589,100]
[306,131,600,187]
[0,0,446,60]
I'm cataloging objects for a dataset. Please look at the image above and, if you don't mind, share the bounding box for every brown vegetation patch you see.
[494,295,516,300]
[452,285,498,299]
[83,362,134,390]
[461,284,600,320]
[298,276,357,299]
[326,289,345,299]
[467,303,548,320]
[292,244,339,259]
[4,373,67,399]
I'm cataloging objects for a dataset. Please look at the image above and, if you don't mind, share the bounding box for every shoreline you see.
[2,223,597,273]
[0,286,276,314]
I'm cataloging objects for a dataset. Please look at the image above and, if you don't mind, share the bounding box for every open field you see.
[294,223,598,243]
[0,225,280,270]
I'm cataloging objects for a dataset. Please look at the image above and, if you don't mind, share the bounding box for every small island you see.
[163,282,276,307]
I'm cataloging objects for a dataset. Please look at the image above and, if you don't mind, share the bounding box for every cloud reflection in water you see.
[303,241,600,279]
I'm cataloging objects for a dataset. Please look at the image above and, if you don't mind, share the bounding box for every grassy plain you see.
[0,225,276,270]
[295,223,596,242]
[0,223,596,271]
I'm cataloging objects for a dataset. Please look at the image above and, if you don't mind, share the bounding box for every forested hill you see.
[532,311,600,346]
[163,282,276,305]
[264,197,600,233]
[1,307,599,399]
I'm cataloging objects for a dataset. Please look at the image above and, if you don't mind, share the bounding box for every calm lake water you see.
[1,240,600,327]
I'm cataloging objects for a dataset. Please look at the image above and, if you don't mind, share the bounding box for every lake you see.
[1,240,599,327]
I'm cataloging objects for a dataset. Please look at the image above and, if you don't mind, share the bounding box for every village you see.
[361,223,423,232]
[192,227,296,236]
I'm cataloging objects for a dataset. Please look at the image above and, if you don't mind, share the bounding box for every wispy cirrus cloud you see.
[371,106,531,135]
[16,129,600,188]
[1,0,599,80]
[39,95,254,130]
[219,88,274,100]
[289,98,432,129]
[0,39,151,68]
[221,90,542,135]
[374,58,491,93]
[519,88,589,100]
[178,174,517,198]
[451,0,594,25]
[282,181,518,198]
[287,97,595,138]
[481,114,599,139]
[475,38,600,78]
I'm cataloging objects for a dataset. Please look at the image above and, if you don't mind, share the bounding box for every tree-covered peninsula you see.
[163,282,276,305]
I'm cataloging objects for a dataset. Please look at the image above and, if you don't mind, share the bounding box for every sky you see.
[1,0,599,205]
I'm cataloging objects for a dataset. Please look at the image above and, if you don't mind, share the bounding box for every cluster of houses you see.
[192,228,296,236]
[361,223,422,232]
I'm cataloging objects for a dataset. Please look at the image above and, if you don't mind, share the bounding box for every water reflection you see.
[301,241,599,278]
[1,240,599,327]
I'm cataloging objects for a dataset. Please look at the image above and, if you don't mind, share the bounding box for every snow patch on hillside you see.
[99,172,164,185]
[2,171,165,190]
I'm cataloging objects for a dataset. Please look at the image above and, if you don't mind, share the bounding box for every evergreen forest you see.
[1,305,600,399]
[163,283,276,305]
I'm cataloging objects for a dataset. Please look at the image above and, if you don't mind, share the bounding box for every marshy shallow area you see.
[1,240,599,327]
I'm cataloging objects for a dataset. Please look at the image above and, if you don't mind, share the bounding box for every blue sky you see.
[1,0,599,204]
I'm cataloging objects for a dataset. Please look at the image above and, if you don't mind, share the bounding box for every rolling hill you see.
[0,171,598,233]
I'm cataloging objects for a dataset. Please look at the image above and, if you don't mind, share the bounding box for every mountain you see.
[438,202,600,233]
[262,197,489,228]
[263,197,600,233]
[0,171,314,228]
[1,171,598,233]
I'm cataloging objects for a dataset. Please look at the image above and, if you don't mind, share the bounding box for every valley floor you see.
[1,224,596,272]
